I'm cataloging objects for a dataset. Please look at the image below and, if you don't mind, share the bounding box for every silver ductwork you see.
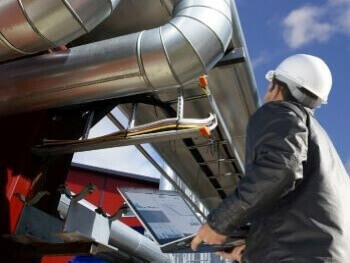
[110,220,171,263]
[59,194,170,263]
[0,0,119,62]
[0,0,233,115]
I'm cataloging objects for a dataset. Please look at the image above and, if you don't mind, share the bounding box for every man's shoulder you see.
[252,101,307,122]
[247,101,308,136]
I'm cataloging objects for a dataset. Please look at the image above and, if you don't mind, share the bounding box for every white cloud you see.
[283,6,334,48]
[338,8,350,33]
[282,2,350,48]
[328,0,350,6]
[251,52,270,69]
[328,0,350,33]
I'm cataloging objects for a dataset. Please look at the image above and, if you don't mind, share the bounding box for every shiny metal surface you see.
[0,0,260,211]
[116,0,260,209]
[208,63,260,161]
[33,118,217,155]
[149,56,260,209]
[72,0,174,45]
[66,0,112,31]
[59,194,169,263]
[164,1,260,207]
[0,0,233,115]
[65,200,111,244]
[110,220,171,263]
[107,111,209,218]
[0,0,118,62]
[121,88,244,209]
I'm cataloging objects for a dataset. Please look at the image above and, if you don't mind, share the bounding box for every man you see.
[191,54,350,262]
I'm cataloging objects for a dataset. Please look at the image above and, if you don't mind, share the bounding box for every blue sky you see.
[236,0,350,173]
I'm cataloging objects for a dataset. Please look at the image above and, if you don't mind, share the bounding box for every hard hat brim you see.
[265,70,275,82]
[265,70,327,105]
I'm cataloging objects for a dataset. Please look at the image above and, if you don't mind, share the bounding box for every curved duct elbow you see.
[0,0,233,115]
[139,0,233,87]
[0,0,119,62]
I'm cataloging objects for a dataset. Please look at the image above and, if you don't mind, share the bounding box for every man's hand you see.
[191,223,227,251]
[216,242,246,263]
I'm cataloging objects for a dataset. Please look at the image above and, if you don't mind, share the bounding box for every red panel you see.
[102,177,157,228]
[6,168,32,233]
[102,177,154,215]
[121,217,143,227]
[0,111,92,262]
[66,168,158,228]
[41,255,74,263]
[66,169,104,207]
[6,168,20,199]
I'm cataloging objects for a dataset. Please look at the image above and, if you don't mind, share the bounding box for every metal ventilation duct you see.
[110,220,171,263]
[0,0,120,62]
[58,194,170,263]
[0,0,233,115]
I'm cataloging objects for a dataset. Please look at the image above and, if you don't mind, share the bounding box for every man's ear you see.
[271,83,281,100]
[275,84,284,100]
[270,81,279,92]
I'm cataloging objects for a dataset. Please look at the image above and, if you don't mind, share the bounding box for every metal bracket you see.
[129,103,138,130]
[209,172,241,178]
[95,207,108,217]
[215,47,246,68]
[124,103,138,138]
[109,203,129,222]
[197,158,236,165]
[33,113,217,155]
[177,88,184,121]
[57,183,96,202]
[186,141,228,150]
[95,203,129,223]
[14,191,50,206]
[82,111,95,140]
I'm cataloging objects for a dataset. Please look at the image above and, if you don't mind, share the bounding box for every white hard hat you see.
[266,54,332,106]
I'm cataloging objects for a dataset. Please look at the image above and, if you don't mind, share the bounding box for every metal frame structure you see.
[0,0,260,262]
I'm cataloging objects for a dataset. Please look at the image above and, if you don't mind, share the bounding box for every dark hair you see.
[272,78,298,103]
[272,78,319,103]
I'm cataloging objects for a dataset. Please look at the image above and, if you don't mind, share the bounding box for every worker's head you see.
[264,77,320,106]
[264,54,332,109]
[263,79,289,104]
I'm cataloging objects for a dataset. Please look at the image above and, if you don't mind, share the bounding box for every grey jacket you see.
[207,101,350,262]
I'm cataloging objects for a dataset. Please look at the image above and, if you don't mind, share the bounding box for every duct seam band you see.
[173,0,232,15]
[158,27,182,86]
[7,72,143,102]
[136,31,155,89]
[17,0,56,46]
[174,5,232,24]
[0,31,33,54]
[0,0,233,114]
[175,14,225,52]
[61,0,89,33]
[168,21,206,73]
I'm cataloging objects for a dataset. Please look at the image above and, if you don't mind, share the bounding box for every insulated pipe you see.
[0,0,120,62]
[110,220,171,263]
[0,0,233,115]
[58,194,170,263]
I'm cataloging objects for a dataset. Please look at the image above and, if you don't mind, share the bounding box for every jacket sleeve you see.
[207,102,309,235]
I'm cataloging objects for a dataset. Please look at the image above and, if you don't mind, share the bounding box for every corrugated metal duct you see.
[0,0,120,62]
[0,0,233,115]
